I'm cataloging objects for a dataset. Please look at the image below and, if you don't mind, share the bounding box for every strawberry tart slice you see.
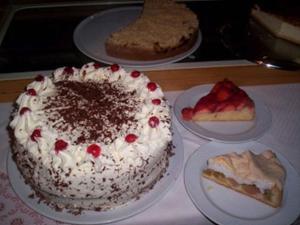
[182,79,255,121]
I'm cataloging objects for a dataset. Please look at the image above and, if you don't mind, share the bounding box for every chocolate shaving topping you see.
[43,80,141,144]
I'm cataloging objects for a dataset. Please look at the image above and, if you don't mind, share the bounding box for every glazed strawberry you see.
[223,79,236,89]
[35,74,44,82]
[63,67,74,75]
[125,134,138,143]
[215,102,235,112]
[87,144,101,158]
[211,82,222,93]
[183,79,255,121]
[30,129,41,142]
[147,82,157,91]
[211,79,235,94]
[131,70,141,78]
[55,139,68,153]
[110,64,119,72]
[194,94,217,112]
[181,107,194,121]
[152,99,161,105]
[20,107,31,115]
[216,87,232,101]
[222,104,236,112]
[231,90,254,109]
[26,88,37,96]
[148,116,159,128]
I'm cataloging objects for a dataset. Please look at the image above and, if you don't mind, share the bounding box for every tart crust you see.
[202,168,283,208]
[193,107,254,121]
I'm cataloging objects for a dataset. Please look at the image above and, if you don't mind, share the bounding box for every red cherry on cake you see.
[26,88,37,96]
[131,70,141,78]
[110,64,119,72]
[181,107,194,121]
[152,99,161,105]
[19,107,31,115]
[147,82,157,91]
[63,67,74,75]
[35,74,44,82]
[93,62,101,69]
[148,116,160,128]
[31,129,41,142]
[125,134,138,143]
[54,139,68,153]
[87,144,101,158]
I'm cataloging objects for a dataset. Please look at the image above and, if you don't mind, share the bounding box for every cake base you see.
[202,169,283,208]
[105,31,198,61]
[192,107,255,121]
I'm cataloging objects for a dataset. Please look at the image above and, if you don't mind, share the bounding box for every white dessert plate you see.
[73,6,202,68]
[7,125,184,224]
[174,84,272,143]
[184,141,300,225]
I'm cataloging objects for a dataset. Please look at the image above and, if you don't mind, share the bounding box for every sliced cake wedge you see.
[202,150,286,208]
[105,0,199,60]
[182,79,255,121]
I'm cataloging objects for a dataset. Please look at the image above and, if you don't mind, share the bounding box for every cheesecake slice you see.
[251,7,300,45]
[105,0,199,60]
[181,79,255,121]
[202,150,286,208]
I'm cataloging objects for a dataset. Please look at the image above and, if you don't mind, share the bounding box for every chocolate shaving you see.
[43,80,141,145]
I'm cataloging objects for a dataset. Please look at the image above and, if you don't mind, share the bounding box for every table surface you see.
[0,68,300,225]
[1,65,300,102]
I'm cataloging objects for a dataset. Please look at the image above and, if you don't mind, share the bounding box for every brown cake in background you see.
[105,0,199,61]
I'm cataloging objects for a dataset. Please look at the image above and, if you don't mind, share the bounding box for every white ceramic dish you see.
[174,84,272,143]
[184,141,300,225]
[73,6,202,68]
[7,125,184,224]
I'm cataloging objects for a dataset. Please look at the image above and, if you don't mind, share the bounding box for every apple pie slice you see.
[202,150,286,208]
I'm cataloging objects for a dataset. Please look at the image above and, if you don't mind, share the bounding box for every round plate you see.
[174,84,272,143]
[184,141,300,225]
[7,125,184,224]
[73,6,202,68]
